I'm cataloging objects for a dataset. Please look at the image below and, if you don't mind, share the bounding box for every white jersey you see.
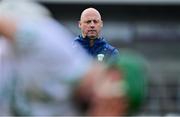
[0,38,15,115]
[0,18,93,115]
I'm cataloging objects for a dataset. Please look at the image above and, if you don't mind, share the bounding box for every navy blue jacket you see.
[74,35,119,62]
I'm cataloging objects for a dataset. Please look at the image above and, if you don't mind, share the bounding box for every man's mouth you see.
[88,30,96,32]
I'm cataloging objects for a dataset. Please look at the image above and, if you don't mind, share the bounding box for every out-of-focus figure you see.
[0,0,93,115]
[0,37,15,115]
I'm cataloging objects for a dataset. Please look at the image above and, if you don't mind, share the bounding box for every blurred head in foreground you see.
[107,50,149,114]
[75,50,149,116]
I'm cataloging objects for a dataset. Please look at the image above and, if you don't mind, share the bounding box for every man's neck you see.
[82,35,99,47]
[90,39,94,47]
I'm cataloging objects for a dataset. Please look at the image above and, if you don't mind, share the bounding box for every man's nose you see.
[90,21,95,27]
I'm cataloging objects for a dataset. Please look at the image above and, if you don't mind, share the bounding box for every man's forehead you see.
[82,15,101,21]
[80,8,101,21]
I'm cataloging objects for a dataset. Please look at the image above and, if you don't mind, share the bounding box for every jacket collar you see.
[77,35,106,44]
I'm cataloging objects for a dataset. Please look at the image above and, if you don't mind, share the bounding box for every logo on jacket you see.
[97,54,104,62]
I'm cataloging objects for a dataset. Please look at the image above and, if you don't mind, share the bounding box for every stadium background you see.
[37,0,180,116]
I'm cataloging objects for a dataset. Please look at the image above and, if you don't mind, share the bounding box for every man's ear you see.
[101,20,103,27]
[78,21,81,28]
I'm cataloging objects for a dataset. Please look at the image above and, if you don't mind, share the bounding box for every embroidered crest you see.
[97,54,104,62]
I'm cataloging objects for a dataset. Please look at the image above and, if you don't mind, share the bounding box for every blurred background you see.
[37,0,180,116]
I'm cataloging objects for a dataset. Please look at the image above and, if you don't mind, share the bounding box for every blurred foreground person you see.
[0,0,148,116]
[0,37,15,115]
[0,0,93,115]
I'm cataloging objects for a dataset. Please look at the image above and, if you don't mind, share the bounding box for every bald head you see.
[80,8,102,21]
[79,8,103,39]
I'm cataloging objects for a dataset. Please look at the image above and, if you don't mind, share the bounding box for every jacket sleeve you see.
[105,48,120,63]
[112,48,120,57]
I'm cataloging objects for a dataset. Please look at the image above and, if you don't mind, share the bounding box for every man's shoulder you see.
[104,42,118,52]
[73,36,84,48]
[74,36,79,40]
[74,35,82,41]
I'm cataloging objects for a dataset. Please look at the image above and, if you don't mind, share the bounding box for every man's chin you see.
[87,35,97,40]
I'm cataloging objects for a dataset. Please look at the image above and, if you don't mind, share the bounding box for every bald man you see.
[74,8,119,62]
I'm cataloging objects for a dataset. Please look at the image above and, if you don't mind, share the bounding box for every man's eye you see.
[86,21,91,24]
[93,20,98,23]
